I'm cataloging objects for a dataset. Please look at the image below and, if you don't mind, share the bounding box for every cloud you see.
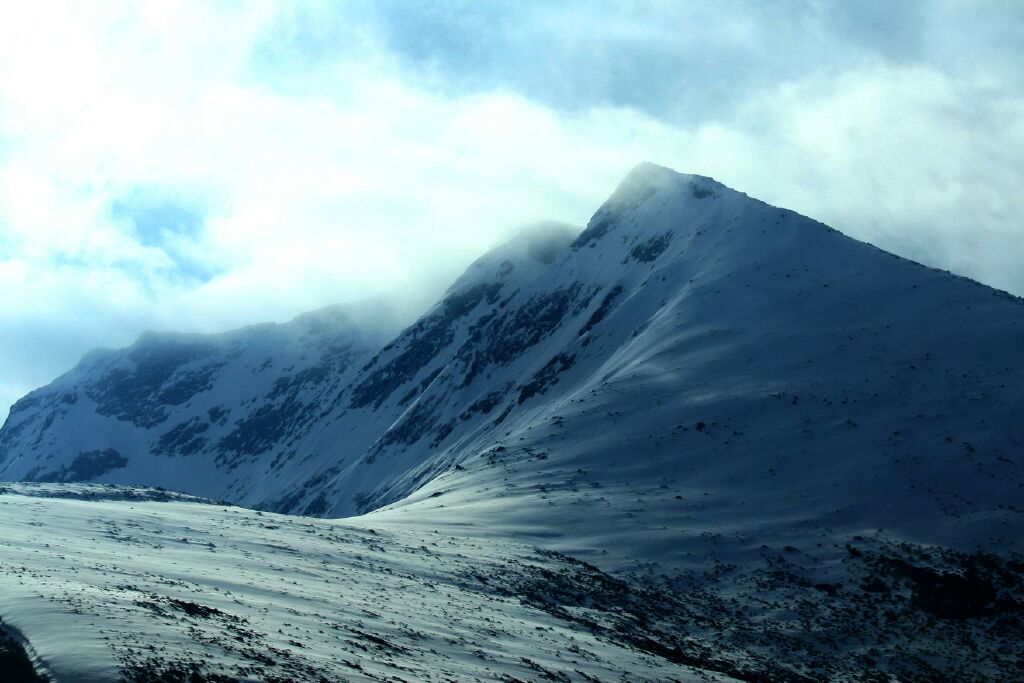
[684,62,1024,289]
[109,188,221,286]
[0,1,1022,416]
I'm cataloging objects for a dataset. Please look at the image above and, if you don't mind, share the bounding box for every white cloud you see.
[0,1,1021,416]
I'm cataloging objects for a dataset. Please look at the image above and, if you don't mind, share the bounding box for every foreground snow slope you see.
[2,484,1022,682]
[0,484,742,683]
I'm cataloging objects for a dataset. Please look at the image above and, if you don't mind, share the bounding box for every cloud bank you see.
[1,1,1022,415]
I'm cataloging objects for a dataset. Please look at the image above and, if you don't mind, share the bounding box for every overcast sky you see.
[1,1,1023,417]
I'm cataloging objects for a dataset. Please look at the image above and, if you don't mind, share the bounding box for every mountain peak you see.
[613,162,726,204]
[569,162,734,253]
[444,220,580,297]
[620,160,681,183]
[507,221,581,265]
[3,162,1023,682]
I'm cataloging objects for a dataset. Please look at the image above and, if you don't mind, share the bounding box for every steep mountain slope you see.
[0,222,583,511]
[0,304,392,500]
[3,163,1023,544]
[2,164,1024,681]
[356,162,1024,571]
[251,162,1024,562]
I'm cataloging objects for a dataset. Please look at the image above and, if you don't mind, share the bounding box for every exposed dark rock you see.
[0,620,46,683]
[120,658,241,683]
[629,233,673,263]
[578,285,623,337]
[457,284,582,387]
[873,552,1022,619]
[303,493,330,516]
[218,403,297,463]
[376,396,442,449]
[518,353,576,404]
[398,366,443,406]
[206,406,230,425]
[156,363,225,406]
[691,182,717,199]
[6,393,44,417]
[34,448,128,483]
[350,282,502,409]
[571,211,617,250]
[154,418,210,458]
[89,336,220,428]
[218,354,356,462]
[460,389,508,420]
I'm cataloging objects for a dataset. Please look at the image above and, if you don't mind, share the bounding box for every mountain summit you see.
[3,163,1022,542]
[2,164,1023,681]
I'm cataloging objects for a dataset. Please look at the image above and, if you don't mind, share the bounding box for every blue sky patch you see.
[110,190,205,248]
[109,189,221,286]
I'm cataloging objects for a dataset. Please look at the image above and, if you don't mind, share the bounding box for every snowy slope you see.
[0,304,391,501]
[2,483,1022,682]
[260,162,1024,559]
[2,163,1024,681]
[3,163,1023,542]
[3,162,1023,543]
[358,163,1024,570]
[0,483,743,683]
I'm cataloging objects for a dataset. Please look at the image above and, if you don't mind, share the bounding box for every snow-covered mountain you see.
[5,160,1024,549]
[2,163,1023,681]
[0,303,392,499]
[4,162,1024,542]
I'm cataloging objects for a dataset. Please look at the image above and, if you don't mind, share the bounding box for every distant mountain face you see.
[0,221,583,509]
[0,304,390,500]
[3,163,1023,564]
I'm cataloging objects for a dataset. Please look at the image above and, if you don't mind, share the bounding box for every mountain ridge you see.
[3,163,1024,681]
[3,163,1022,554]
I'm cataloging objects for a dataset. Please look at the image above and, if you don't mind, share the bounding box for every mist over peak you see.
[1,4,1023,680]
[504,220,580,264]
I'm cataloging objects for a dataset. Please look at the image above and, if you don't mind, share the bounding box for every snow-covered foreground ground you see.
[1,484,737,683]
[3,484,1022,682]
